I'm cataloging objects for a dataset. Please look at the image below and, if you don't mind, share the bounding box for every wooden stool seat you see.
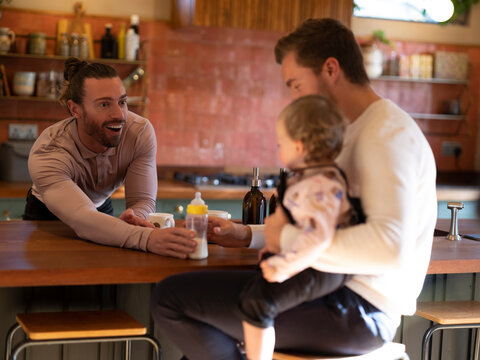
[16,310,146,340]
[273,342,408,360]
[416,301,480,325]
[416,300,480,360]
[5,310,161,360]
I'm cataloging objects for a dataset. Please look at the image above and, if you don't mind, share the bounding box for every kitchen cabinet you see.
[0,198,243,221]
[172,0,353,31]
[5,196,478,222]
[0,198,25,220]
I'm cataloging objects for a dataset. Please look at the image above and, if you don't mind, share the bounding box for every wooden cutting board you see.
[56,2,95,59]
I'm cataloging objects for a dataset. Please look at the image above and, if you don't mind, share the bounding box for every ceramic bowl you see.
[13,71,36,96]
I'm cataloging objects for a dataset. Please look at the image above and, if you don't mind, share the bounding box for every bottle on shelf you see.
[125,15,140,61]
[130,14,139,34]
[186,192,208,260]
[70,33,80,57]
[242,168,266,225]
[100,23,117,59]
[117,23,126,60]
[125,28,139,61]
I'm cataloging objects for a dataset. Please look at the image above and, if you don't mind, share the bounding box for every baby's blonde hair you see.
[279,95,346,164]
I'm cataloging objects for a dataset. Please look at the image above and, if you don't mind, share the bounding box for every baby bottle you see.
[186,192,208,259]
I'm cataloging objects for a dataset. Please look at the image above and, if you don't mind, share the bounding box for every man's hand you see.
[119,208,154,228]
[207,217,252,248]
[264,207,288,254]
[147,227,197,258]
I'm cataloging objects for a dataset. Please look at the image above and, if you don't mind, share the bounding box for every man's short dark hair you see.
[274,18,369,85]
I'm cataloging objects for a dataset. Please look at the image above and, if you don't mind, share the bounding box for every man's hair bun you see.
[64,57,88,82]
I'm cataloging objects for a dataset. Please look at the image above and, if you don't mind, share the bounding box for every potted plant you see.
[444,0,479,23]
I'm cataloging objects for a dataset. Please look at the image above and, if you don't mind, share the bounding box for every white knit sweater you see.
[252,99,437,325]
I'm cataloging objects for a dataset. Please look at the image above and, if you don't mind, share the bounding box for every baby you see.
[237,94,363,360]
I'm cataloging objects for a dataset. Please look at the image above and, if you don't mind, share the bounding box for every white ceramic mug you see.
[207,210,230,220]
[13,72,36,96]
[148,213,175,228]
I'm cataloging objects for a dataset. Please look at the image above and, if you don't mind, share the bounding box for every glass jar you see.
[58,32,70,56]
[79,34,89,58]
[70,33,79,57]
[28,33,46,55]
[35,72,48,97]
[46,71,57,99]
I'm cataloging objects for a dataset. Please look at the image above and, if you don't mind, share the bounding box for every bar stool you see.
[5,310,161,360]
[416,301,480,360]
[273,341,409,359]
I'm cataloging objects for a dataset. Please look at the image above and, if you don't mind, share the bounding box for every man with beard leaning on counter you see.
[151,18,437,359]
[24,57,196,258]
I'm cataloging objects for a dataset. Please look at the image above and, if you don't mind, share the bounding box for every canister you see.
[28,33,46,55]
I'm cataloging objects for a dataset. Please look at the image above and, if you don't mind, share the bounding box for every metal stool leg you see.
[474,328,480,360]
[125,339,131,360]
[421,323,480,360]
[421,324,439,360]
[5,323,22,360]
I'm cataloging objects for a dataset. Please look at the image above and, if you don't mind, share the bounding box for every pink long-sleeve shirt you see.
[28,111,157,251]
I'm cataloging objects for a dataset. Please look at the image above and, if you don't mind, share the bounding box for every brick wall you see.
[1,8,478,171]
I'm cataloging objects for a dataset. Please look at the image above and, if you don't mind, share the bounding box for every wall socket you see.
[8,124,38,140]
[441,141,462,157]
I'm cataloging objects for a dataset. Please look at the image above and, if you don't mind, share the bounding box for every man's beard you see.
[82,111,124,149]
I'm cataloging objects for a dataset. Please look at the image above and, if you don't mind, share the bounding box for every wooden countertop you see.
[0,219,479,287]
[0,181,274,200]
[428,218,480,274]
[0,221,259,287]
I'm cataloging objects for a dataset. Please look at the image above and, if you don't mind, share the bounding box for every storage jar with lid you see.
[70,33,80,57]
[58,32,69,56]
[79,34,89,58]
[28,33,46,55]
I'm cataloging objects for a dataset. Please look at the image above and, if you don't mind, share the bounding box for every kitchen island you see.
[0,219,479,360]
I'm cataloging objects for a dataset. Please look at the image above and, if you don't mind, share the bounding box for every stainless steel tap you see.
[446,202,464,241]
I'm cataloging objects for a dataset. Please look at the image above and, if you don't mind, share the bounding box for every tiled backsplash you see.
[1,8,478,171]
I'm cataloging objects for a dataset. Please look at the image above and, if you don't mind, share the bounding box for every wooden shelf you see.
[373,75,468,85]
[0,52,146,66]
[409,113,466,121]
[0,96,58,102]
[0,95,146,106]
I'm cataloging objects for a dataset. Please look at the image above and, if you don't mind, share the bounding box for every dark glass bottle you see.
[268,168,286,216]
[242,168,266,225]
[269,193,277,216]
[101,23,118,59]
